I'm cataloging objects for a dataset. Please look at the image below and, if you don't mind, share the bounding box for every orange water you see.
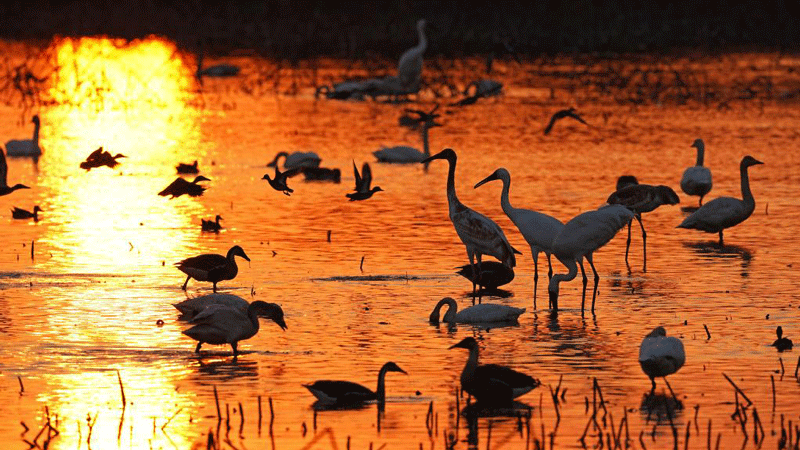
[0,37,798,449]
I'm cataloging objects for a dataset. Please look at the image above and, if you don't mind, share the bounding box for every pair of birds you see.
[80,147,126,170]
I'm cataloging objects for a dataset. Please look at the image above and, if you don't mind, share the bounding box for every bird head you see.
[33,206,42,213]
[646,326,667,338]
[253,301,287,330]
[429,297,457,323]
[31,115,40,125]
[193,175,211,183]
[11,184,30,191]
[690,138,704,149]
[113,153,127,159]
[420,148,456,165]
[372,186,384,193]
[449,337,478,351]
[215,215,223,221]
[381,362,407,375]
[229,245,251,262]
[548,277,561,311]
[474,168,509,189]
[741,155,764,168]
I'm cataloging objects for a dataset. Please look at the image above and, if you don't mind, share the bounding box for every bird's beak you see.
[261,174,269,180]
[753,158,764,165]
[275,318,288,330]
[420,150,448,164]
[474,173,497,189]
[448,342,464,350]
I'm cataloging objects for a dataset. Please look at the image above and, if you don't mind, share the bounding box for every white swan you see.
[680,139,713,207]
[639,326,685,396]
[678,155,763,246]
[429,297,525,325]
[374,108,440,164]
[181,300,286,355]
[397,19,427,93]
[266,151,321,170]
[5,115,41,157]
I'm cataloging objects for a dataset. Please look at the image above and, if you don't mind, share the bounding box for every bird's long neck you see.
[444,156,460,213]
[498,176,516,217]
[442,298,457,323]
[461,346,480,386]
[416,24,427,54]
[375,365,391,402]
[695,144,705,166]
[548,258,578,310]
[226,250,240,273]
[246,303,261,333]
[421,125,430,158]
[740,163,756,209]
[32,120,40,145]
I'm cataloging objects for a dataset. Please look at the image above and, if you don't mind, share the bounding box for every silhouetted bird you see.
[263,166,301,195]
[201,215,223,232]
[80,147,126,170]
[176,160,199,174]
[346,161,382,201]
[455,261,514,290]
[543,108,589,135]
[159,175,210,198]
[11,205,41,221]
[301,167,341,183]
[772,326,793,351]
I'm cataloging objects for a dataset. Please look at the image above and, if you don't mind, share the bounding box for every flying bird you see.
[346,161,383,201]
[677,155,763,246]
[639,326,685,399]
[543,107,589,135]
[263,166,301,195]
[680,138,713,207]
[80,147,126,170]
[158,175,210,198]
[0,146,30,196]
[175,245,250,292]
[303,362,406,406]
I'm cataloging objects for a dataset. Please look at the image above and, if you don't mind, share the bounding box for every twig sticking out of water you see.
[116,370,126,411]
[703,324,711,340]
[18,376,24,394]
[771,375,776,411]
[207,428,215,450]
[238,401,244,437]
[213,386,221,422]
[257,395,262,435]
[327,230,331,242]
[752,408,765,445]
[780,357,786,378]
[722,373,753,408]
[425,401,434,436]
[269,396,275,436]
[795,356,800,379]
[31,240,34,261]
[360,256,365,272]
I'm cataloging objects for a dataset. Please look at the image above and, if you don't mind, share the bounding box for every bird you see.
[449,337,540,405]
[680,139,713,207]
[300,167,341,183]
[677,155,763,246]
[464,79,503,98]
[181,300,286,356]
[201,215,223,232]
[606,182,680,272]
[195,43,240,82]
[639,326,685,398]
[176,160,199,174]
[0,146,30,196]
[11,205,41,221]
[421,149,520,299]
[397,19,427,93]
[158,175,210,198]
[173,293,250,320]
[346,161,382,201]
[772,326,793,352]
[543,108,589,135]
[79,147,126,170]
[374,106,441,164]
[616,175,639,191]
[548,204,635,313]
[266,151,321,170]
[428,297,525,325]
[5,115,41,157]
[263,166,301,195]
[455,261,514,291]
[175,245,250,292]
[475,168,565,307]
[303,362,407,406]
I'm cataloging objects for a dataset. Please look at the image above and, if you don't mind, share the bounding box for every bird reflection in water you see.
[194,357,259,381]
[462,400,533,448]
[682,241,753,275]
[640,393,684,424]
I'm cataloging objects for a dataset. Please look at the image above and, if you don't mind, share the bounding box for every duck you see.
[175,245,250,292]
[639,326,685,396]
[449,337,540,405]
[373,106,441,164]
[5,115,41,157]
[300,167,341,183]
[201,215,223,232]
[182,300,286,355]
[772,326,793,351]
[455,261,515,291]
[304,362,406,405]
[79,147,126,170]
[677,155,763,246]
[11,205,41,221]
[158,175,210,198]
[346,161,382,201]
[266,151,321,170]
[263,166,301,195]
[173,293,250,321]
[680,139,713,207]
[176,160,199,174]
[0,147,30,196]
[429,297,525,325]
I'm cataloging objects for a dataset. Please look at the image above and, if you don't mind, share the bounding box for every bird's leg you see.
[213,282,217,293]
[663,378,679,406]
[546,254,554,309]
[635,214,647,273]
[578,258,588,314]
[195,342,202,353]
[718,231,724,247]
[182,275,190,291]
[586,254,600,314]
[476,254,483,304]
[468,252,477,305]
[532,251,539,310]
[625,219,632,270]
[649,378,656,396]
[231,342,238,356]
[699,195,704,207]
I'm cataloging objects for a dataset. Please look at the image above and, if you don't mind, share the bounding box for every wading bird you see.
[173,293,250,320]
[11,205,41,221]
[79,147,126,170]
[429,297,525,325]
[176,160,199,174]
[158,175,210,198]
[421,149,519,299]
[543,108,588,135]
[266,151,321,170]
[475,168,564,307]
[346,161,382,201]
[548,204,634,314]
[397,19,427,93]
[0,147,30,196]
[681,139,713,207]
[374,106,441,164]
[5,115,41,157]
[639,326,685,399]
[182,300,286,356]
[455,261,514,291]
[303,362,406,406]
[449,337,540,405]
[175,245,250,292]
[606,182,680,272]
[263,166,301,195]
[677,155,763,246]
[201,215,223,232]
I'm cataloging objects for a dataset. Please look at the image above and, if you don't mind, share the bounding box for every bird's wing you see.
[351,160,362,190]
[451,208,516,265]
[567,110,589,125]
[361,162,372,190]
[176,253,228,271]
[159,177,187,195]
[543,114,559,135]
[678,197,744,230]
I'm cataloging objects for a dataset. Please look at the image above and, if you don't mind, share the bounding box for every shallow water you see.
[1,37,799,449]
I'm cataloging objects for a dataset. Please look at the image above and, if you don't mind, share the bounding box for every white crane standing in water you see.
[421,149,520,300]
[681,138,713,207]
[639,326,685,399]
[397,19,427,93]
